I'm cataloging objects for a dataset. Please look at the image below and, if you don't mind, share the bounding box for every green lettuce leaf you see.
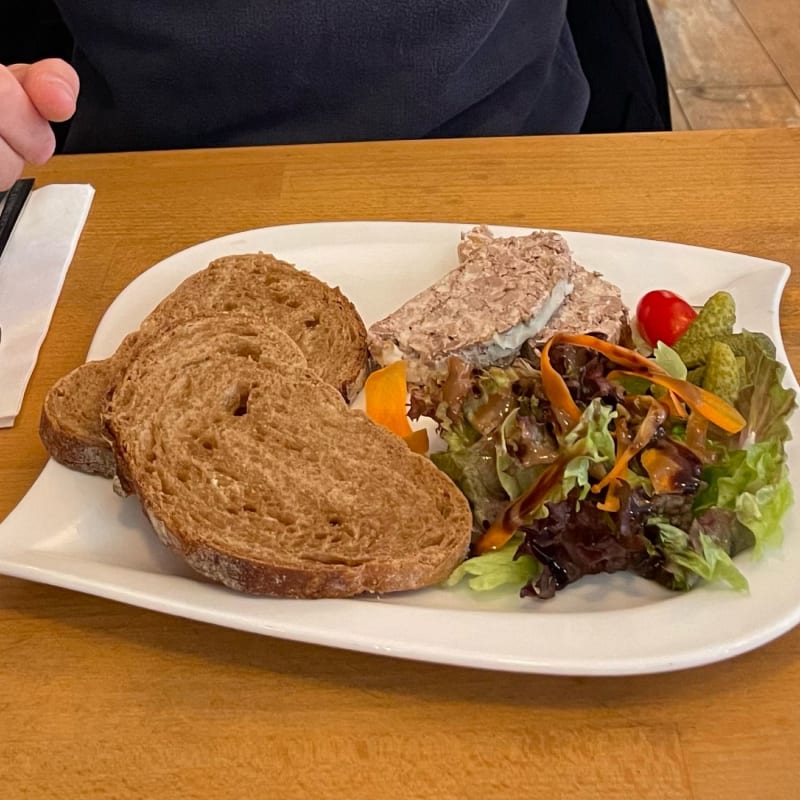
[493,399,616,508]
[495,408,541,500]
[562,398,617,498]
[733,472,793,553]
[735,332,797,446]
[648,519,749,592]
[694,439,794,554]
[653,342,688,380]
[444,536,540,591]
[432,439,509,532]
[440,418,480,453]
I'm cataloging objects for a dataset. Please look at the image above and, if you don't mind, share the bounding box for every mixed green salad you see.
[406,290,796,599]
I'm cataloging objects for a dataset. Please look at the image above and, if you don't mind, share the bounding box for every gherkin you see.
[701,341,740,406]
[687,365,706,386]
[674,291,736,367]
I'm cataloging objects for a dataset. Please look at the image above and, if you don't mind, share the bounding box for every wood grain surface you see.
[1,128,799,799]
[650,0,800,129]
[650,0,781,88]
[735,0,800,100]
[675,85,800,130]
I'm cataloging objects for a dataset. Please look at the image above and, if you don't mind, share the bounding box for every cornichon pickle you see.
[687,365,706,386]
[701,341,740,406]
[674,291,736,367]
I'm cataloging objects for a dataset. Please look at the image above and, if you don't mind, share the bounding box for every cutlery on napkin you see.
[0,183,95,428]
[0,178,35,268]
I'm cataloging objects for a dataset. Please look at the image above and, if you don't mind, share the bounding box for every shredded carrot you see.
[540,333,669,432]
[597,480,620,512]
[475,452,574,554]
[640,447,684,494]
[595,408,630,512]
[364,361,429,453]
[664,390,689,419]
[365,361,413,436]
[404,427,430,454]
[474,519,517,556]
[540,336,582,429]
[592,398,668,494]
[607,370,745,434]
[614,413,632,450]
[538,331,743,433]
[548,333,669,374]
[685,410,711,461]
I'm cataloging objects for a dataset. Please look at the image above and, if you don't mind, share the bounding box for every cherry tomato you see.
[635,290,697,348]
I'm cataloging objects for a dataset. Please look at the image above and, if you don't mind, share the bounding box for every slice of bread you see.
[105,313,309,496]
[104,321,472,598]
[40,253,369,476]
[143,253,368,400]
[39,333,140,478]
[40,359,120,478]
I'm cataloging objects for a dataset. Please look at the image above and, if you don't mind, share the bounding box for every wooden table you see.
[2,128,799,799]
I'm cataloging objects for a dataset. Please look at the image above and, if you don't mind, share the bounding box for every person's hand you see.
[0,59,79,190]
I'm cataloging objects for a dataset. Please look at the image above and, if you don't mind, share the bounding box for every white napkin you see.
[0,183,95,428]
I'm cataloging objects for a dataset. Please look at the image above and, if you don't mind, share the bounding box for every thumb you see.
[9,59,79,123]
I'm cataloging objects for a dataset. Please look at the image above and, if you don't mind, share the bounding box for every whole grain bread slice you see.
[104,323,472,598]
[39,334,140,477]
[106,313,308,496]
[142,253,368,400]
[40,252,369,476]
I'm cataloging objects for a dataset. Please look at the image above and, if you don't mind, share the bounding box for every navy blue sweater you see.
[53,1,589,153]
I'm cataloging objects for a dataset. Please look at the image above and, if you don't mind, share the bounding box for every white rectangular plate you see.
[1,222,797,675]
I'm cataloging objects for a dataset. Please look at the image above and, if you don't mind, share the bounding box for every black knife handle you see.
[0,178,35,261]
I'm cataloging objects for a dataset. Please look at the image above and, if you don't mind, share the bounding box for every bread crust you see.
[39,360,118,478]
[139,466,469,599]
[105,337,472,598]
[40,253,370,476]
[143,253,369,399]
[39,384,116,477]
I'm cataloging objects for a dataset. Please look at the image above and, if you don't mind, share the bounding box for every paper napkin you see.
[0,183,95,428]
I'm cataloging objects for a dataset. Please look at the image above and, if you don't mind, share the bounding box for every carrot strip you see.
[475,452,574,554]
[540,333,670,432]
[665,390,688,419]
[548,333,669,375]
[364,361,430,453]
[640,447,685,494]
[608,370,745,433]
[685,410,711,461]
[540,336,581,430]
[364,361,413,437]
[474,520,517,556]
[404,428,430,454]
[596,480,620,512]
[592,398,667,493]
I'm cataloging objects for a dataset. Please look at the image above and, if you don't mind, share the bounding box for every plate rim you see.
[2,220,798,676]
